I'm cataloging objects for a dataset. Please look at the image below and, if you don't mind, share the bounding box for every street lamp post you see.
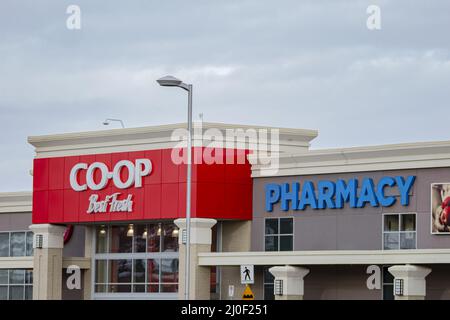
[157,75,193,300]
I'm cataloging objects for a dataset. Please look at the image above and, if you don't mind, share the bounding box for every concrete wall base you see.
[395,295,425,300]
[269,265,310,300]
[275,295,304,300]
[388,265,431,300]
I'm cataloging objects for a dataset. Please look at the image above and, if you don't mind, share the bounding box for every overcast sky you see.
[1,0,450,191]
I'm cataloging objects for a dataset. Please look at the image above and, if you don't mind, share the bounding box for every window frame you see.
[382,213,417,250]
[263,217,294,252]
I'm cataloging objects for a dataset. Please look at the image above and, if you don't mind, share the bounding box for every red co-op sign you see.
[32,148,252,224]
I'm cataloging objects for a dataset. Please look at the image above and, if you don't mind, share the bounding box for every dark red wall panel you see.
[33,158,49,191]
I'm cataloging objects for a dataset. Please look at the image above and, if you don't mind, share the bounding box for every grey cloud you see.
[1,0,450,191]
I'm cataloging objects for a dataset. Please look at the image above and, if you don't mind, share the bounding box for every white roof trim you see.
[28,122,318,158]
[252,140,450,177]
[0,192,32,213]
[198,249,450,266]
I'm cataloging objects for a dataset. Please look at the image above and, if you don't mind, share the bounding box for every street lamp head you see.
[102,118,125,128]
[157,75,183,87]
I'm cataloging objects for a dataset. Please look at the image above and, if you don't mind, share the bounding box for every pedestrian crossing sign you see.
[240,265,254,284]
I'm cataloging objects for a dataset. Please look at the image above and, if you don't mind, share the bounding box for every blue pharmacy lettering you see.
[264,176,416,212]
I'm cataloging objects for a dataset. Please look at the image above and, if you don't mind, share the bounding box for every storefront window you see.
[161,283,178,293]
[0,288,6,300]
[26,232,33,256]
[133,259,146,292]
[25,286,32,300]
[401,214,416,231]
[9,270,25,284]
[265,219,278,235]
[95,260,107,293]
[280,218,293,234]
[147,224,161,253]
[0,269,33,300]
[161,259,178,293]
[264,218,293,251]
[109,259,132,292]
[383,214,416,250]
[0,270,7,284]
[0,231,33,257]
[134,225,147,253]
[93,223,179,297]
[10,232,26,257]
[162,224,179,252]
[161,259,178,283]
[384,215,399,232]
[96,226,108,253]
[133,260,146,282]
[280,235,293,251]
[265,236,278,252]
[0,233,8,257]
[109,225,132,253]
[147,259,160,292]
[110,260,132,283]
[383,233,399,250]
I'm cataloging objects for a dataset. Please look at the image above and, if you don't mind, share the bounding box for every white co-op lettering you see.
[87,193,133,214]
[69,159,152,191]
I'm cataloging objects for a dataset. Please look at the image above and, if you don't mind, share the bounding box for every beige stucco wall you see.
[178,243,211,300]
[33,247,63,300]
[219,220,261,299]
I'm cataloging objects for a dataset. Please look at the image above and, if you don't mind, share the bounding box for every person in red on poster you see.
[432,183,450,233]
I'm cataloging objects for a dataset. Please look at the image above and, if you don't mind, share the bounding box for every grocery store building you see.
[1,122,450,300]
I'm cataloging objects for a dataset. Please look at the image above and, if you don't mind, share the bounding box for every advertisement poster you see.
[431,183,450,234]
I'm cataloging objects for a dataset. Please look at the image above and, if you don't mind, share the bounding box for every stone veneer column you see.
[29,224,66,300]
[174,218,217,300]
[269,265,310,300]
[388,265,432,300]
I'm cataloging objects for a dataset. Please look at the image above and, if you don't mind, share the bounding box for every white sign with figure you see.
[240,265,254,284]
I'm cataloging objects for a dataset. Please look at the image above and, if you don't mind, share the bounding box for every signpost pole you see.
[185,84,193,300]
[157,76,193,300]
